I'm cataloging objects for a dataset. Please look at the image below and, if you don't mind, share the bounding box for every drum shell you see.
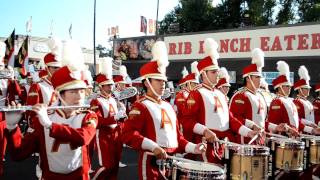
[309,139,320,164]
[230,145,269,180]
[273,140,305,171]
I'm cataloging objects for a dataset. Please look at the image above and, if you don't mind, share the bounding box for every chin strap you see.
[298,88,307,98]
[146,78,162,98]
[202,71,217,88]
[279,86,289,97]
[247,75,257,92]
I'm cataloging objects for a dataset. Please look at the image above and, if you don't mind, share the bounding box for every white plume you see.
[119,65,128,78]
[204,38,219,65]
[251,48,264,68]
[99,57,113,79]
[61,39,85,71]
[83,65,93,85]
[276,61,290,80]
[151,41,169,74]
[191,61,199,75]
[218,67,230,82]
[298,65,310,81]
[0,41,6,60]
[47,37,62,59]
[181,66,188,78]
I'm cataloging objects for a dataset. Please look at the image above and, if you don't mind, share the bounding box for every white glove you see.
[33,104,52,128]
[115,110,127,120]
[5,111,22,130]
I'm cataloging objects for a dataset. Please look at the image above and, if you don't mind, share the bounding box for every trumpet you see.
[0,104,90,112]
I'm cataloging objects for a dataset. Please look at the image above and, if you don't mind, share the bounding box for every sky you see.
[0,0,181,49]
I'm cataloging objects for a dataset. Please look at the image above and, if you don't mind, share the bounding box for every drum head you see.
[230,144,270,156]
[175,162,223,173]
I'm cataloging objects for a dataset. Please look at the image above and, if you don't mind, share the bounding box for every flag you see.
[4,29,15,67]
[69,23,72,39]
[148,19,155,34]
[26,16,32,33]
[49,19,54,37]
[140,16,147,34]
[15,36,28,78]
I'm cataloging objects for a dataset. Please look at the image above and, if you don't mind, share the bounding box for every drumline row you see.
[154,134,320,180]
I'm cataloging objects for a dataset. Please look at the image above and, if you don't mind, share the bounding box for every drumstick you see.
[266,132,288,139]
[248,129,264,145]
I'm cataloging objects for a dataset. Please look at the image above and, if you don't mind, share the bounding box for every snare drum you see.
[172,161,225,180]
[271,138,305,171]
[308,139,320,164]
[230,145,269,180]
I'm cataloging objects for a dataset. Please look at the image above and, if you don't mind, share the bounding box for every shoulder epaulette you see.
[271,105,281,110]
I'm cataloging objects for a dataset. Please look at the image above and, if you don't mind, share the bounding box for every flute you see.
[0,104,90,112]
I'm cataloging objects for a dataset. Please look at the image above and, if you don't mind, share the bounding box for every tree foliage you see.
[158,0,319,35]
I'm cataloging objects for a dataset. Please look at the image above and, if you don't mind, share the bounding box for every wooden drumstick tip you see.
[199,143,205,151]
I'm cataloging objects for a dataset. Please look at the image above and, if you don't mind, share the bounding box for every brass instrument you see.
[113,87,138,101]
[0,69,14,79]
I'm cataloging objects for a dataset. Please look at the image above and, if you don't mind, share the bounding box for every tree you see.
[276,0,296,24]
[297,0,320,22]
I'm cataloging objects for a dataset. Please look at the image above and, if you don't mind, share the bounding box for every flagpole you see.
[155,0,159,36]
[93,0,96,77]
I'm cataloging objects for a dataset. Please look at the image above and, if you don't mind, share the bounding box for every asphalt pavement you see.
[2,147,139,180]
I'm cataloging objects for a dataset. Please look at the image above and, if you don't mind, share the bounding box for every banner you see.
[140,16,147,34]
[164,24,320,60]
[148,19,155,34]
[4,29,15,67]
[15,36,29,77]
[113,36,163,61]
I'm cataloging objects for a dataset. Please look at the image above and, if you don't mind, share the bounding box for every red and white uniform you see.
[5,110,97,180]
[122,95,196,180]
[26,77,56,106]
[26,78,56,128]
[174,89,189,122]
[313,97,320,125]
[293,96,315,125]
[267,96,313,133]
[230,88,271,130]
[181,84,252,163]
[90,94,123,180]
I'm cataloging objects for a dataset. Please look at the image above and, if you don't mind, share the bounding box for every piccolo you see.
[0,105,90,112]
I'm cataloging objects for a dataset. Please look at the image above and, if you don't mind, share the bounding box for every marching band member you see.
[268,61,320,136]
[229,48,267,133]
[113,65,133,113]
[293,66,317,127]
[174,66,189,117]
[181,38,258,163]
[90,58,126,180]
[5,40,97,180]
[121,41,206,179]
[314,84,320,126]
[216,67,231,103]
[175,62,200,159]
